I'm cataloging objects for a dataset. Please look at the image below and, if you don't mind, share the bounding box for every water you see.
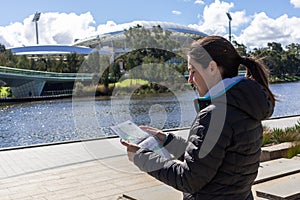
[0,91,197,148]
[269,82,300,117]
[0,82,299,148]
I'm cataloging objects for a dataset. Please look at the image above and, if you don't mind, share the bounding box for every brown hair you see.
[188,35,275,104]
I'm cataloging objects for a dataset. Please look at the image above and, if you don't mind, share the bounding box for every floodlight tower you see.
[32,12,41,44]
[226,12,232,42]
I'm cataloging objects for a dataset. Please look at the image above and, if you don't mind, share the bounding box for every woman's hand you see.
[139,126,167,144]
[120,140,140,162]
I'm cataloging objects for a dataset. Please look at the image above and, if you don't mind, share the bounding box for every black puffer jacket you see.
[133,78,274,200]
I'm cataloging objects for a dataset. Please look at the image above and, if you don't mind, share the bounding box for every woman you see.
[121,36,275,199]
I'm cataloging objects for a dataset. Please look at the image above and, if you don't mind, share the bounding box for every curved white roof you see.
[74,20,207,47]
[9,45,94,56]
[101,20,206,35]
[9,45,112,56]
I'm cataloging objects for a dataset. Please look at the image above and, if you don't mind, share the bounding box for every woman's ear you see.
[208,61,223,81]
[208,61,218,74]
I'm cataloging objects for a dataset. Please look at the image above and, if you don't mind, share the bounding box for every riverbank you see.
[1,76,299,100]
[88,76,300,96]
[269,75,300,84]
[0,94,72,103]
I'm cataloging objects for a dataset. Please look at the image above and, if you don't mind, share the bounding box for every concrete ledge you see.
[253,158,300,200]
[262,115,300,129]
[260,142,293,162]
[255,173,300,200]
[255,158,300,184]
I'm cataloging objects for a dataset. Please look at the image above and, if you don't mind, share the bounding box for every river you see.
[0,81,300,148]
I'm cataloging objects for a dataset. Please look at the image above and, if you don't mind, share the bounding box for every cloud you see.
[0,22,24,47]
[0,12,96,48]
[194,0,205,4]
[188,0,249,36]
[172,10,182,15]
[237,12,300,49]
[96,21,119,35]
[188,0,300,50]
[290,0,300,8]
[2,0,300,51]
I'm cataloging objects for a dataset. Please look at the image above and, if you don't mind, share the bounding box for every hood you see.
[225,78,274,120]
[195,76,274,120]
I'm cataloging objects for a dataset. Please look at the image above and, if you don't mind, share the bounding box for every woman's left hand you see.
[120,140,140,162]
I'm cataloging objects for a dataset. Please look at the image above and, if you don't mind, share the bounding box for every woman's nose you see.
[188,73,193,84]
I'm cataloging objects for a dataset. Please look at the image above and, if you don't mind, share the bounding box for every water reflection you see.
[270,82,300,117]
[129,95,181,129]
[0,100,76,148]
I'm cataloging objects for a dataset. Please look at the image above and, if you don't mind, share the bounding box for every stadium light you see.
[32,12,41,44]
[226,12,232,42]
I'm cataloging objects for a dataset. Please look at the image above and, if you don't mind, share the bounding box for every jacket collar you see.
[194,76,245,112]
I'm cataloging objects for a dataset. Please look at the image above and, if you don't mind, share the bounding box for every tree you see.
[121,25,182,74]
[0,44,6,53]
[267,42,283,53]
[232,40,247,57]
[35,58,47,71]
[281,50,300,76]
[286,43,300,58]
[16,55,30,69]
[285,43,300,75]
[66,53,79,73]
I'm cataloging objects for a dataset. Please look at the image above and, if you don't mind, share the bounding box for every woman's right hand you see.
[139,126,167,144]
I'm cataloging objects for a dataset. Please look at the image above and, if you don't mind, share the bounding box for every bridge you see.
[0,66,94,98]
[0,64,247,99]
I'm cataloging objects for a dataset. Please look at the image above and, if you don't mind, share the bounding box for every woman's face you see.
[187,56,221,97]
[187,56,209,96]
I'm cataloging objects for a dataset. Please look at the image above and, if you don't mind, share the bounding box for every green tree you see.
[286,43,300,58]
[54,56,66,73]
[267,42,283,53]
[66,53,79,73]
[121,25,182,74]
[3,49,17,67]
[16,55,30,69]
[0,44,6,53]
[285,43,300,75]
[250,46,282,77]
[232,40,248,57]
[35,58,47,71]
[0,44,7,66]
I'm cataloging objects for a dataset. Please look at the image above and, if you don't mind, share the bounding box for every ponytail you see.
[240,56,276,104]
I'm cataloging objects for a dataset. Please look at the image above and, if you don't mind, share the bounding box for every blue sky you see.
[1,0,300,49]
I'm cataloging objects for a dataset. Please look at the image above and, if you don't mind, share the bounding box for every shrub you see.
[262,120,300,146]
[262,120,300,158]
[287,142,300,159]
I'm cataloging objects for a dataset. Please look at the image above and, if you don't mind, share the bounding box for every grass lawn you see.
[113,79,149,88]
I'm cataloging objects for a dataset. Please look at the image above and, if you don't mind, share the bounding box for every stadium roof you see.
[74,20,207,47]
[9,45,96,56]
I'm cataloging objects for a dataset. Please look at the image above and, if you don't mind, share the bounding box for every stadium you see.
[8,20,206,58]
[73,20,207,51]
[2,20,207,99]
